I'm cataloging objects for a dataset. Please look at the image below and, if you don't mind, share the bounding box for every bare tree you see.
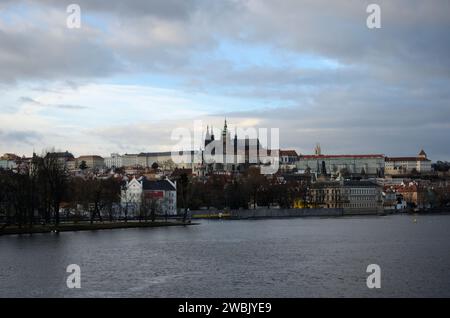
[39,152,69,227]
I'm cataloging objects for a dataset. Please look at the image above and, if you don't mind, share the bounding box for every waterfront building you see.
[121,176,177,216]
[309,181,345,209]
[392,181,437,209]
[308,180,383,214]
[342,180,383,214]
[382,187,407,212]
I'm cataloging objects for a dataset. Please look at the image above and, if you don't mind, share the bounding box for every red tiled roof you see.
[385,157,430,162]
[299,154,384,159]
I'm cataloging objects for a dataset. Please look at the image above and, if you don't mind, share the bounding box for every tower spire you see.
[205,125,211,141]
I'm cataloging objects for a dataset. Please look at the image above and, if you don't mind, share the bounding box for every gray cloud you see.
[0,129,42,146]
[0,1,449,159]
[18,96,88,110]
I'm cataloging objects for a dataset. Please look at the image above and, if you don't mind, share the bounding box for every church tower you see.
[418,149,427,159]
[314,143,322,156]
[222,119,228,164]
[205,125,212,147]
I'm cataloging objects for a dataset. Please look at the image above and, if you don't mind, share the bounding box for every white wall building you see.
[122,154,140,167]
[297,154,385,176]
[121,177,177,216]
[0,160,17,170]
[385,150,432,175]
[104,153,123,168]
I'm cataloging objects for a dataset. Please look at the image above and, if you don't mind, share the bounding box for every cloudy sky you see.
[0,0,449,160]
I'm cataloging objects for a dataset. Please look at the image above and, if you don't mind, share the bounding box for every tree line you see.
[175,167,309,212]
[0,153,122,229]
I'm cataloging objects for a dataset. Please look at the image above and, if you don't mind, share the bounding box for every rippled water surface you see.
[1,215,450,297]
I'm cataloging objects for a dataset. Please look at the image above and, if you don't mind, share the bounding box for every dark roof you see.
[138,152,172,157]
[138,151,196,157]
[279,150,299,157]
[310,181,341,188]
[343,180,379,187]
[310,180,380,188]
[46,151,74,159]
[142,178,176,191]
[281,174,311,182]
[78,155,104,159]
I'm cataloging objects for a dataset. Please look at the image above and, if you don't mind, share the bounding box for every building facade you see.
[104,153,123,168]
[201,120,273,174]
[0,159,17,170]
[279,150,299,164]
[76,155,105,170]
[121,177,177,216]
[309,180,383,214]
[385,150,432,175]
[122,154,139,167]
[297,153,385,177]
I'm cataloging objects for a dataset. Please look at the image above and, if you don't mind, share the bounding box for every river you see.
[1,214,450,297]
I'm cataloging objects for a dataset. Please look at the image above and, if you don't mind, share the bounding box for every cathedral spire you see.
[205,125,211,141]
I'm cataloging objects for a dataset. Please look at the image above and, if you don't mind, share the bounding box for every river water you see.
[1,214,450,297]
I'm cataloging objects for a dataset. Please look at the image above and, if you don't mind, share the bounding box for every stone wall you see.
[229,208,344,219]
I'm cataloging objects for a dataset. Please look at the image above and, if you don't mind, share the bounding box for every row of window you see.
[344,203,377,208]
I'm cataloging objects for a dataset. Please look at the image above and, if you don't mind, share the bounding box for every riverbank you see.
[191,207,450,219]
[0,220,197,236]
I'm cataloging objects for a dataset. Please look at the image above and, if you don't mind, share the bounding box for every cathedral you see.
[201,119,267,173]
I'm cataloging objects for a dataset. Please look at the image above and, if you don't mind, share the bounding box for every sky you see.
[0,0,449,160]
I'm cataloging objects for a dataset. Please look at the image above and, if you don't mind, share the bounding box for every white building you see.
[121,177,177,216]
[122,154,140,167]
[279,150,299,164]
[0,160,17,170]
[104,153,123,169]
[297,154,385,176]
[385,150,432,175]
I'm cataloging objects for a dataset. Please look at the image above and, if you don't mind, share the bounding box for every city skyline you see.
[0,121,442,162]
[1,1,450,160]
